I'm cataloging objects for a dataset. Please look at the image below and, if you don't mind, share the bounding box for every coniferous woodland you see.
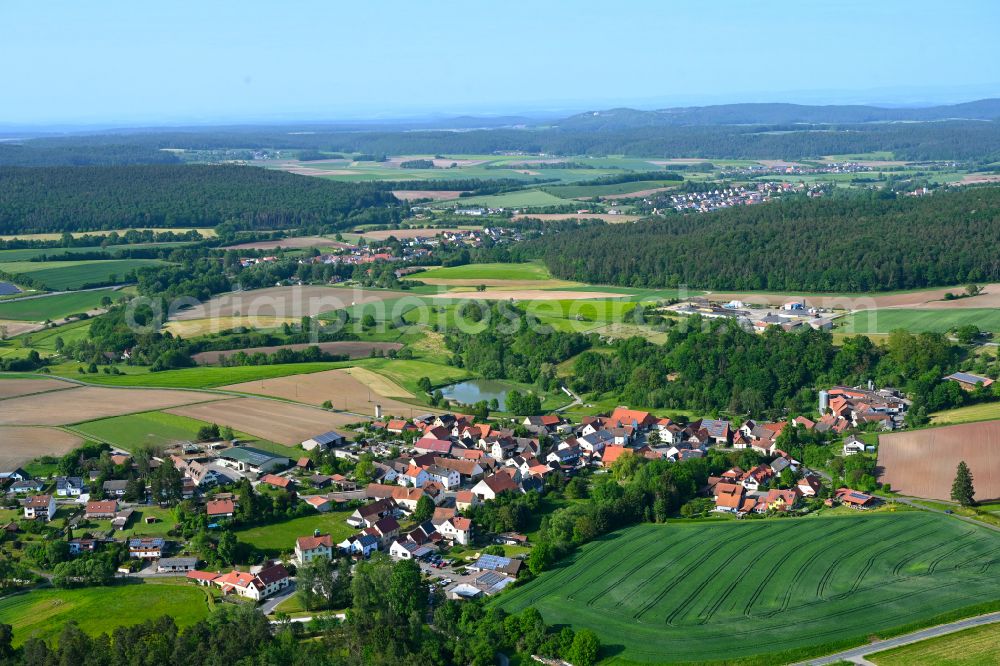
[0,165,399,234]
[527,186,1000,292]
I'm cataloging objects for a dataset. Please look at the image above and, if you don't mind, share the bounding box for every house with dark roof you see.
[471,472,519,500]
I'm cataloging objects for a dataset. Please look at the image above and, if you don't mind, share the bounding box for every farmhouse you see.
[213,562,290,601]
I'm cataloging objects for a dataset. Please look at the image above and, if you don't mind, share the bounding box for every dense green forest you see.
[526,187,1000,292]
[4,118,1000,164]
[0,165,400,233]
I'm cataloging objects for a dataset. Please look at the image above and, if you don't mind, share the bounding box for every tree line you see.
[0,165,399,234]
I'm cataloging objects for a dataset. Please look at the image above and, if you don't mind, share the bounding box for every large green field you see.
[0,288,121,321]
[417,262,552,281]
[0,579,214,646]
[544,179,681,199]
[70,410,282,453]
[0,259,164,290]
[841,309,1000,334]
[495,513,1000,664]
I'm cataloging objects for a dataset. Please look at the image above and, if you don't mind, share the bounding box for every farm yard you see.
[165,397,361,446]
[495,513,1000,664]
[0,426,84,469]
[0,386,223,426]
[0,579,214,647]
[878,421,1000,502]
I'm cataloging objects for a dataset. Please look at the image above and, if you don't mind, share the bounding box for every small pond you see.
[439,379,516,410]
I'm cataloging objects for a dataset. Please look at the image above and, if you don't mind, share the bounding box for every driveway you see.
[260,580,297,614]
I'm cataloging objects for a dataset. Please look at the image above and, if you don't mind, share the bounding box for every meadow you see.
[930,402,1000,425]
[0,579,215,646]
[0,288,120,321]
[544,179,682,199]
[494,513,1000,664]
[840,309,1000,334]
[0,259,164,290]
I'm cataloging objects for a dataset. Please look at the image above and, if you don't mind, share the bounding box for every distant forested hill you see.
[4,117,1000,164]
[0,165,400,233]
[527,187,1000,292]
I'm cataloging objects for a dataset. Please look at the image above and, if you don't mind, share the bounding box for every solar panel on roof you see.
[849,492,868,500]
[476,571,506,587]
[474,554,511,570]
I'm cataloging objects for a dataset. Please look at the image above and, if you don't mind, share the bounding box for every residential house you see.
[471,473,518,501]
[389,539,434,560]
[129,537,165,559]
[713,482,746,513]
[295,534,333,564]
[835,487,878,509]
[22,494,55,521]
[797,474,822,497]
[103,480,129,497]
[55,476,85,497]
[304,495,333,512]
[424,464,461,490]
[438,516,472,545]
[258,474,293,490]
[347,498,397,528]
[339,533,379,558]
[600,445,631,467]
[455,490,479,512]
[399,464,429,488]
[206,498,236,519]
[842,435,867,456]
[8,479,44,495]
[85,500,118,520]
[607,408,656,430]
[762,488,801,512]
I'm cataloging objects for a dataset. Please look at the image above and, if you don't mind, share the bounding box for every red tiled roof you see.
[206,499,236,516]
[296,534,332,551]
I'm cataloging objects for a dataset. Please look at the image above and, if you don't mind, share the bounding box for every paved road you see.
[799,611,1000,665]
[892,495,1000,533]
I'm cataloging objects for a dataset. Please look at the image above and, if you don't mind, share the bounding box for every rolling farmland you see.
[495,514,1000,663]
[0,288,120,321]
[0,259,164,290]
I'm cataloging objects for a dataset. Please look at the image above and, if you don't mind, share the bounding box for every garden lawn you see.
[0,579,214,646]
[495,512,1000,664]
[235,509,356,555]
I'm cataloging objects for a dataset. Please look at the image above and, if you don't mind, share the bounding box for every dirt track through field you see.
[192,341,402,365]
[0,378,75,400]
[0,387,224,426]
[0,427,84,468]
[878,420,1000,501]
[218,368,422,419]
[166,397,363,446]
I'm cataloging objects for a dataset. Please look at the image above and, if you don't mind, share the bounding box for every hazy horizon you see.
[2,0,998,127]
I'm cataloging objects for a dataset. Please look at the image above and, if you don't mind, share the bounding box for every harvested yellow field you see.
[0,387,223,426]
[340,367,412,398]
[166,397,362,446]
[0,228,215,241]
[0,427,84,468]
[219,369,425,419]
[163,316,299,337]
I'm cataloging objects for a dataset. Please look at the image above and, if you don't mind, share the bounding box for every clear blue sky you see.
[2,0,998,125]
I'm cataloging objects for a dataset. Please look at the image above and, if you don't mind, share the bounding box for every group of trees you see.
[568,318,974,418]
[445,301,592,387]
[529,187,1000,292]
